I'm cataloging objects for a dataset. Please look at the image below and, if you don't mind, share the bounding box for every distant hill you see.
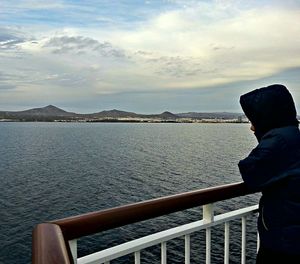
[140,111,178,120]
[91,109,138,118]
[0,105,77,121]
[15,105,76,116]
[0,105,244,122]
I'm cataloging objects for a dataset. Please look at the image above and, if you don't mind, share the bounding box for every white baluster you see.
[224,222,230,264]
[241,216,247,264]
[134,251,141,264]
[69,239,77,264]
[185,234,190,264]
[203,203,214,264]
[161,241,167,264]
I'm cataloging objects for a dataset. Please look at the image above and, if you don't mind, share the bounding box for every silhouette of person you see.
[239,84,300,263]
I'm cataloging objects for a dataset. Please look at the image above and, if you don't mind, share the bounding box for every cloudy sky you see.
[1,0,300,113]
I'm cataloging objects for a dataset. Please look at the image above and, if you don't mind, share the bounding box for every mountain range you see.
[0,105,244,122]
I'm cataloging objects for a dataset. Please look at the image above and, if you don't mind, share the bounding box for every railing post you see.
[203,203,214,264]
[134,251,141,264]
[241,216,246,264]
[69,240,77,264]
[185,234,190,264]
[224,222,230,264]
[161,242,167,264]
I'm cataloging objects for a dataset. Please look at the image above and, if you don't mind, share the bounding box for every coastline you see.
[0,118,249,123]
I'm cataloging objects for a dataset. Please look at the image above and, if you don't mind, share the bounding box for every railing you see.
[32,182,258,264]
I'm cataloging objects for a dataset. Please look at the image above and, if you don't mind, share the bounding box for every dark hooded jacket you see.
[238,84,300,254]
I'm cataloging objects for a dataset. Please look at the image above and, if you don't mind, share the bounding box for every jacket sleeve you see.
[238,132,287,192]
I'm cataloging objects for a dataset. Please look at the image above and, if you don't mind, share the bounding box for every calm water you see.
[0,122,259,264]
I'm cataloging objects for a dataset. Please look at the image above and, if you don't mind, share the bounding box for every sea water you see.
[0,122,259,263]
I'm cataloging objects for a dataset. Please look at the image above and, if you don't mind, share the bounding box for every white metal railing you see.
[69,203,258,264]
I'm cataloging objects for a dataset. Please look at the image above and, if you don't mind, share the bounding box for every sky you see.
[1,0,300,113]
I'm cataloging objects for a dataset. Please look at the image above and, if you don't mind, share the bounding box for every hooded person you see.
[238,84,300,263]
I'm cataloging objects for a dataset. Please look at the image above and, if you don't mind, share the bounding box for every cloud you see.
[0,84,16,90]
[0,71,20,94]
[104,2,300,88]
[0,27,29,52]
[42,36,126,57]
[0,0,66,12]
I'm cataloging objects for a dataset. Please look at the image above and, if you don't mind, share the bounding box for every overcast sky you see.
[1,0,300,113]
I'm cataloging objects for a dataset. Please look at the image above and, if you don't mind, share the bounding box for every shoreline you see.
[0,119,249,124]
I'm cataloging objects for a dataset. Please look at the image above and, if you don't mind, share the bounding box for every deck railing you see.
[32,182,258,264]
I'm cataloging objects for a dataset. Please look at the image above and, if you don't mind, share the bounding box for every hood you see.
[240,84,298,141]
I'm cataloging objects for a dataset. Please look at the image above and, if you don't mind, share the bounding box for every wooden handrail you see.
[32,181,254,263]
[32,223,73,264]
[53,182,252,240]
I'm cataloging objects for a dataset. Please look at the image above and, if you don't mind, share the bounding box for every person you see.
[238,84,300,264]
